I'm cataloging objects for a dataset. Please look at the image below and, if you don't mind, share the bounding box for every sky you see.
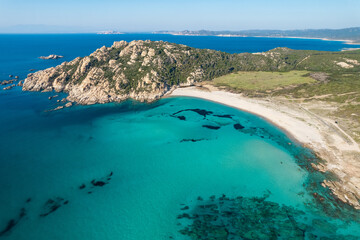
[0,0,359,33]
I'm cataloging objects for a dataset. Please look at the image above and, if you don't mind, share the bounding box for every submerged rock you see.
[52,106,64,111]
[65,102,73,108]
[0,79,16,85]
[3,84,15,90]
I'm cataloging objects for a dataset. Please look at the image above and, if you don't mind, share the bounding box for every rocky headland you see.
[23,40,315,105]
[24,41,256,104]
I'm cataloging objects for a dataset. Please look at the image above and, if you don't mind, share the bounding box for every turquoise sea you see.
[0,34,360,239]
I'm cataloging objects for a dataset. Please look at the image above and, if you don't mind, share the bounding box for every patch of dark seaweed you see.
[202,125,220,130]
[177,194,359,239]
[172,109,213,119]
[170,114,186,121]
[91,180,106,187]
[213,114,233,119]
[39,197,67,217]
[233,123,245,130]
[180,138,206,143]
[0,208,27,237]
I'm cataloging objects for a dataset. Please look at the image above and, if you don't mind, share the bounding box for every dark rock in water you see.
[181,206,189,210]
[79,184,86,189]
[233,123,245,130]
[0,219,16,237]
[26,198,31,203]
[202,125,220,130]
[9,75,13,78]
[180,138,205,143]
[39,197,67,217]
[109,172,113,177]
[88,191,92,194]
[63,200,69,205]
[29,69,36,72]
[91,180,106,187]
[214,114,233,119]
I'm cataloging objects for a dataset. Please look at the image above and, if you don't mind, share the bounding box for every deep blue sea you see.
[0,34,359,239]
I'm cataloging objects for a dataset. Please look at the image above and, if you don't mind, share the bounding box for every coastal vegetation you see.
[209,70,315,92]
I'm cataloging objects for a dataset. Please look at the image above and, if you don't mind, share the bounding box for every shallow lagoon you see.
[0,88,359,239]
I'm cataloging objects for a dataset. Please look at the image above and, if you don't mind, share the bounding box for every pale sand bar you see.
[170,86,360,209]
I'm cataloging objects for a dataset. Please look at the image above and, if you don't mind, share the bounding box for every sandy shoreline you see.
[169,86,360,209]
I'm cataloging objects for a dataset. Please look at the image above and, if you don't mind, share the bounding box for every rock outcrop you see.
[3,84,15,90]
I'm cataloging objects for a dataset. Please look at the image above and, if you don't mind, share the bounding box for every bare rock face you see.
[39,55,64,60]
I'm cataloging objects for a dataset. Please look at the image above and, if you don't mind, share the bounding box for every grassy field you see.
[210,71,315,92]
[207,69,360,142]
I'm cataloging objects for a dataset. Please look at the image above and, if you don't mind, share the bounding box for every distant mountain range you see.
[154,27,360,43]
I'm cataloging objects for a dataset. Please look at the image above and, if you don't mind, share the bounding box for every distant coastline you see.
[154,28,360,45]
[168,33,360,46]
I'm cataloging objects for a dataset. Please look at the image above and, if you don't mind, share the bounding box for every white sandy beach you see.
[170,86,360,209]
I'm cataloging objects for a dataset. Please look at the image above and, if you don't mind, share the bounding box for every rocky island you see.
[39,54,64,60]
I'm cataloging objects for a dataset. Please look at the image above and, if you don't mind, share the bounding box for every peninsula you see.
[23,40,360,209]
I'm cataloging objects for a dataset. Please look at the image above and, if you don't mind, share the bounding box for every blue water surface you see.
[0,34,359,239]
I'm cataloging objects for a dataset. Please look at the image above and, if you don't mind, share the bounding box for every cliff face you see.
[23,40,277,104]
